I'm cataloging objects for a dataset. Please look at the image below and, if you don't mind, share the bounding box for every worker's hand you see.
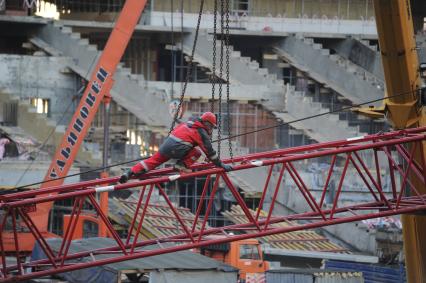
[222,164,234,172]
[119,169,133,184]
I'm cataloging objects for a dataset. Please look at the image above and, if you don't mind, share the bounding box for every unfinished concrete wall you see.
[82,34,157,78]
[0,54,78,125]
[42,0,375,20]
[153,0,215,13]
[327,38,384,80]
[153,0,374,19]
[0,54,103,165]
[0,161,80,187]
[15,97,64,150]
[0,92,100,164]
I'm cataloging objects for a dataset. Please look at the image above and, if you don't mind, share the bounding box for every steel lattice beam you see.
[1,127,426,282]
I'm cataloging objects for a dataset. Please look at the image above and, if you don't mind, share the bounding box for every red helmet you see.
[200,112,217,127]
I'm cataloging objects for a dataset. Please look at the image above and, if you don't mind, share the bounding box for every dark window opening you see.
[233,0,250,13]
[239,244,260,260]
[83,220,99,238]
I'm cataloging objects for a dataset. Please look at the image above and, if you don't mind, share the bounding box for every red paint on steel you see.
[126,186,147,245]
[319,154,336,208]
[192,175,211,233]
[221,173,261,230]
[263,163,286,230]
[0,210,9,277]
[348,155,381,203]
[354,152,393,208]
[1,128,426,281]
[59,197,82,257]
[288,162,325,219]
[1,126,425,202]
[60,198,84,266]
[395,144,424,181]
[10,210,22,275]
[157,184,195,243]
[130,185,153,253]
[87,194,127,255]
[329,153,351,220]
[18,209,57,268]
[255,164,274,221]
[197,175,221,242]
[3,199,426,283]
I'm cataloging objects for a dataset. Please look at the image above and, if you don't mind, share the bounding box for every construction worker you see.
[119,112,233,183]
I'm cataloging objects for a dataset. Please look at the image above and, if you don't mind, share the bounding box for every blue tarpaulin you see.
[325,260,406,283]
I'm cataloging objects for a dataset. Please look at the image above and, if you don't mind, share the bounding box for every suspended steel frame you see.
[1,127,426,282]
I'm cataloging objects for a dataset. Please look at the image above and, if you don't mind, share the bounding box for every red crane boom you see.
[1,0,149,252]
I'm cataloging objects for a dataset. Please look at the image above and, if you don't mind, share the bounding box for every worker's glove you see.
[119,169,134,184]
[221,164,234,172]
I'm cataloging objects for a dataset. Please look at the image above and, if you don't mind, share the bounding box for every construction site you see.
[0,0,426,282]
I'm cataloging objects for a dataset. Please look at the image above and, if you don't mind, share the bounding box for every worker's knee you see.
[182,148,202,167]
[190,148,202,159]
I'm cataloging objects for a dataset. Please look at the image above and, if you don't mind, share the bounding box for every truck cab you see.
[200,238,269,281]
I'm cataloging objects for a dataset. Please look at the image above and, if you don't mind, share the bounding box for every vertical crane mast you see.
[373,0,425,282]
[34,0,148,233]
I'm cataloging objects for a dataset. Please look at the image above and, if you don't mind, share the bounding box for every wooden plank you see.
[222,205,348,253]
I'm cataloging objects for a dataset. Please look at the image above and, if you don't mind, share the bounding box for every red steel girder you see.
[1,127,426,282]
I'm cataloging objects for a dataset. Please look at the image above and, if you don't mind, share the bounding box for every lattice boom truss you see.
[2,127,426,281]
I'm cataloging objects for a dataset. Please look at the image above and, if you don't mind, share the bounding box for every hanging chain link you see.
[217,0,225,159]
[211,0,218,114]
[168,0,205,136]
[23,0,37,8]
[225,0,234,161]
[170,0,175,107]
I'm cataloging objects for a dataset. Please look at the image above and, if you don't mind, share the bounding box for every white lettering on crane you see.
[48,67,109,179]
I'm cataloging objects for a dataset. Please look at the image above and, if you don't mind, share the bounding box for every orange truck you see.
[200,238,269,282]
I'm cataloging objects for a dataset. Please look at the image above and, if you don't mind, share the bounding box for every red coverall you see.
[130,119,219,174]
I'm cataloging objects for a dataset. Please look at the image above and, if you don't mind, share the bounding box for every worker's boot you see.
[118,168,147,184]
[119,169,134,184]
[134,168,147,179]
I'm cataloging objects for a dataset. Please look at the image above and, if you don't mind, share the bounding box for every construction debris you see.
[109,193,208,239]
[223,205,348,253]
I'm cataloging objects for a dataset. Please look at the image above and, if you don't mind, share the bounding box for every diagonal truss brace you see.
[1,127,426,282]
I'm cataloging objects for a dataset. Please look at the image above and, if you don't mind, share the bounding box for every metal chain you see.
[168,0,205,135]
[170,0,175,106]
[217,0,225,159]
[225,0,234,161]
[211,0,217,114]
[23,0,37,8]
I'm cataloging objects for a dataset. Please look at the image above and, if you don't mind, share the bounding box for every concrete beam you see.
[263,247,379,263]
[274,35,384,105]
